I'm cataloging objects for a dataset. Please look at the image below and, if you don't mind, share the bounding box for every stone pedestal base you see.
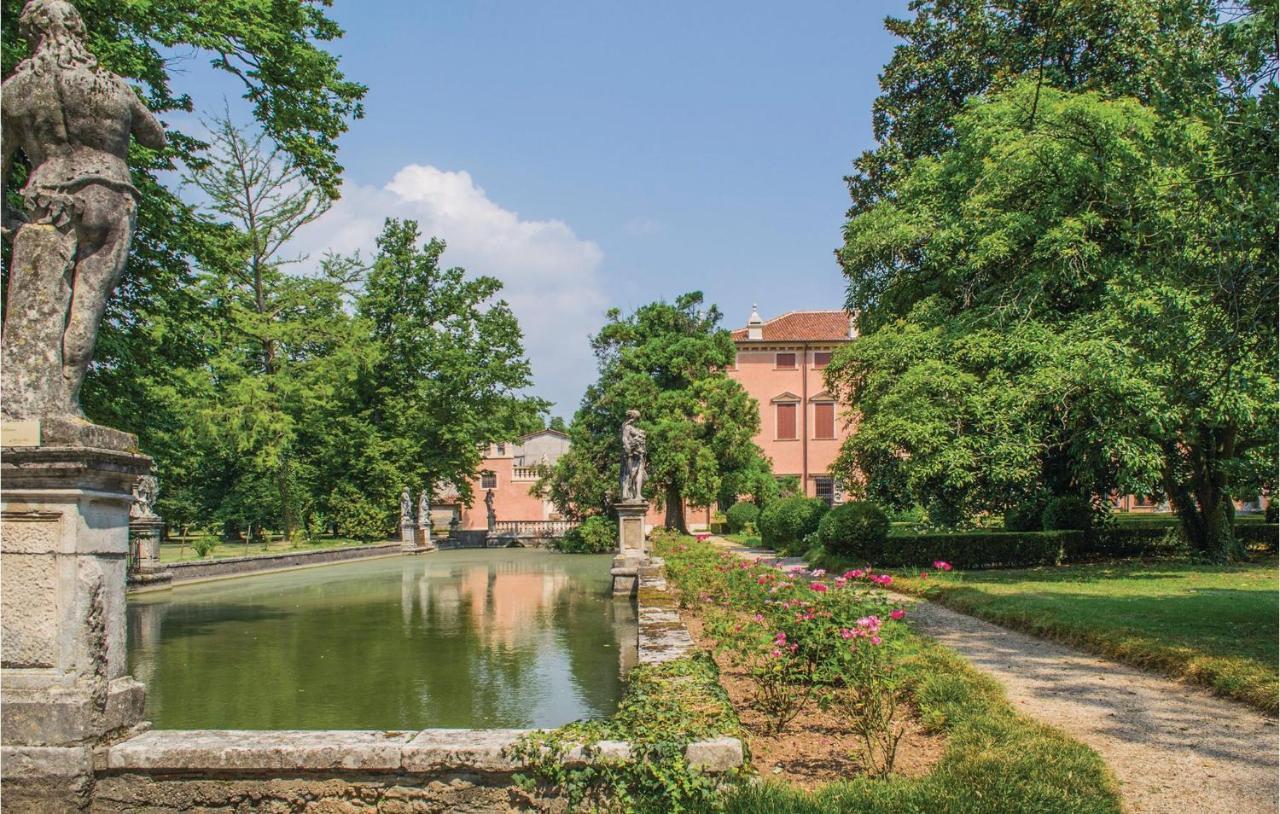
[1,439,151,807]
[128,514,172,588]
[403,526,435,554]
[612,500,648,595]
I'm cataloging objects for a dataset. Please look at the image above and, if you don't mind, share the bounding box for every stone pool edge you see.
[83,553,744,811]
[128,542,404,593]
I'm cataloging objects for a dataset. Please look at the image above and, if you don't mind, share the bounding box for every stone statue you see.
[620,409,647,501]
[1,0,166,422]
[129,474,158,520]
[484,488,496,531]
[417,489,430,529]
[400,487,413,526]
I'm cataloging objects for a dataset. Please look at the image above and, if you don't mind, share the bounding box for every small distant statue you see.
[417,489,430,529]
[484,488,497,531]
[620,409,647,501]
[1,0,167,420]
[130,474,158,520]
[400,487,413,526]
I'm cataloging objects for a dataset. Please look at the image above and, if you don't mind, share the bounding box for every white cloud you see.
[291,165,606,413]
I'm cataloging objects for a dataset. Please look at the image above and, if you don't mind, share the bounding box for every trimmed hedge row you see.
[835,530,1078,569]
[824,524,1279,569]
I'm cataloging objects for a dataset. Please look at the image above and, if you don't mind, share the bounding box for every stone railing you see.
[492,520,577,539]
[511,466,542,481]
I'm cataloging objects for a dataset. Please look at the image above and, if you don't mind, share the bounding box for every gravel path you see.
[708,537,1280,814]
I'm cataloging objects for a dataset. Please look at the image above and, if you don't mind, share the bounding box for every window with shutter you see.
[776,403,797,440]
[776,352,796,369]
[814,402,835,439]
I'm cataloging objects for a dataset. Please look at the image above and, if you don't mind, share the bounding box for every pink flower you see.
[810,568,826,577]
[933,561,952,572]
[870,635,882,645]
[771,648,782,658]
[839,628,856,640]
[752,613,765,623]
[809,582,828,593]
[890,609,907,621]
[773,632,788,645]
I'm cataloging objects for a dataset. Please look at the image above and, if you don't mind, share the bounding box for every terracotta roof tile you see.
[731,310,853,342]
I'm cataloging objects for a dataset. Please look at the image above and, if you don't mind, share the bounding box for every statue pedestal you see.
[405,525,435,554]
[1,441,150,809]
[128,515,172,588]
[611,500,648,596]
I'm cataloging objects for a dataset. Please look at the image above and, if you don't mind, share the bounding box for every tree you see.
[830,81,1277,558]
[1,0,365,529]
[319,219,547,533]
[181,114,333,539]
[542,293,771,532]
[845,0,1230,225]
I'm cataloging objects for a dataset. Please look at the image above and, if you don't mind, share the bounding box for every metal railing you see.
[491,520,577,539]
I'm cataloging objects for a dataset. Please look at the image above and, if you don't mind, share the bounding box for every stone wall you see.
[133,543,402,590]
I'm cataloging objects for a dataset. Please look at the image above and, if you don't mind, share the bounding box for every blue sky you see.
[167,1,910,414]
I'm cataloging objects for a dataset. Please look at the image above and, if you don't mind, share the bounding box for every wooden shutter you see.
[776,352,796,369]
[777,403,797,440]
[814,402,835,439]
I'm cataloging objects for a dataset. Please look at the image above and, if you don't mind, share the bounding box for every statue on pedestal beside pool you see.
[485,488,497,531]
[400,487,413,526]
[1,0,166,421]
[620,409,647,502]
[417,489,430,529]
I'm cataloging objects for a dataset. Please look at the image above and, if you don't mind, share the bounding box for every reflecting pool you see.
[127,549,636,729]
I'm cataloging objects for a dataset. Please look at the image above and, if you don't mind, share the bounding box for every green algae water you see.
[127,549,636,729]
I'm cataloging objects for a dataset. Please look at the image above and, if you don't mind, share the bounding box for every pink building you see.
[729,307,857,504]
[452,429,571,530]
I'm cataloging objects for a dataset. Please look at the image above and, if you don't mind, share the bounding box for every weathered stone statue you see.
[129,474,158,519]
[417,489,430,529]
[485,488,497,531]
[620,409,647,502]
[1,0,166,423]
[400,487,414,526]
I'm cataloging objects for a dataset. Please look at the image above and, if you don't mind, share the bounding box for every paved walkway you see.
[707,537,1279,814]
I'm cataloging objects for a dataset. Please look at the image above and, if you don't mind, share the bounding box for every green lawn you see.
[157,536,374,563]
[722,532,762,547]
[893,559,1279,713]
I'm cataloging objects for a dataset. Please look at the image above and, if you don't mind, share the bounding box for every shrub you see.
[726,501,760,533]
[759,496,829,553]
[1265,503,1278,523]
[331,484,391,542]
[1004,499,1046,532]
[1063,525,1188,561]
[191,536,216,558]
[1237,522,1279,553]
[555,516,615,554]
[1041,495,1092,531]
[814,530,1076,570]
[818,501,889,558]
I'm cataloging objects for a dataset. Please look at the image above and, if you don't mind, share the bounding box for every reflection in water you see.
[128,550,637,730]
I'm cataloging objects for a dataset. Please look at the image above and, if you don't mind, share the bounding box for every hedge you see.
[823,530,1076,569]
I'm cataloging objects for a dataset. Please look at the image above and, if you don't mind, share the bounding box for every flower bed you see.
[655,536,1123,813]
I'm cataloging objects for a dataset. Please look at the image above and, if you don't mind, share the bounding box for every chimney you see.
[747,304,763,341]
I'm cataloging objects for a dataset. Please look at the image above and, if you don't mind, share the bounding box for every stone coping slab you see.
[637,556,695,664]
[100,729,742,776]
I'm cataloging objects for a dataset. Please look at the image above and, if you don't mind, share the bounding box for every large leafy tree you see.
[831,81,1277,558]
[846,0,1234,222]
[317,219,547,535]
[543,293,771,531]
[1,0,365,528]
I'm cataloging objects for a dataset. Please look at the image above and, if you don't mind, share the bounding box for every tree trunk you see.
[664,484,688,533]
[1164,431,1246,563]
